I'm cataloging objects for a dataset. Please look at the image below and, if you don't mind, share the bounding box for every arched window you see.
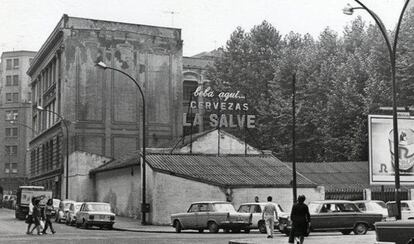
[183,80,198,102]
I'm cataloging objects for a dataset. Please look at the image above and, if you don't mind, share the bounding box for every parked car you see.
[65,202,82,226]
[56,199,75,223]
[279,200,383,236]
[75,202,115,229]
[386,200,414,220]
[353,200,388,218]
[375,221,414,244]
[171,201,252,233]
[237,202,288,233]
[52,199,61,218]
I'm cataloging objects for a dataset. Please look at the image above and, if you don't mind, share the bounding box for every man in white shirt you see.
[262,196,278,238]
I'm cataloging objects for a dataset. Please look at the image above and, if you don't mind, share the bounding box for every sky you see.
[0,0,409,57]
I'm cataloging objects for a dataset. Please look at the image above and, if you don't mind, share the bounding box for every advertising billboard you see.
[369,115,414,184]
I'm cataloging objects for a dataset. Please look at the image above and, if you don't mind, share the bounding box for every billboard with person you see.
[369,115,414,184]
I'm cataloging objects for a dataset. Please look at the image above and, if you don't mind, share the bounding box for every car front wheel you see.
[174,220,182,233]
[353,223,368,235]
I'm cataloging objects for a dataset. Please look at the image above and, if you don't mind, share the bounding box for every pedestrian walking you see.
[289,195,311,244]
[30,199,43,235]
[25,197,35,234]
[42,199,56,234]
[261,196,277,239]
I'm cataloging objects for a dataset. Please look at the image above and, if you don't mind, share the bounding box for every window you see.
[183,80,199,102]
[12,163,17,173]
[5,128,18,137]
[6,93,12,103]
[5,163,10,173]
[6,59,12,70]
[12,93,18,102]
[5,93,18,103]
[188,204,199,213]
[6,76,12,86]
[5,110,18,120]
[13,58,19,69]
[199,203,209,212]
[13,75,19,86]
[238,205,250,213]
[5,146,17,155]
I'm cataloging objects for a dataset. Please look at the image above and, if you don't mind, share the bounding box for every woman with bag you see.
[30,199,43,235]
[42,199,56,234]
[25,197,35,234]
[289,195,311,244]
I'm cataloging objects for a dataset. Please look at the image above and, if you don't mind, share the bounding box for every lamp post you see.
[96,61,148,225]
[292,73,297,204]
[343,0,411,220]
[36,106,70,199]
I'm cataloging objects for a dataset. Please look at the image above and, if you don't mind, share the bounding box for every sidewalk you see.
[113,215,174,233]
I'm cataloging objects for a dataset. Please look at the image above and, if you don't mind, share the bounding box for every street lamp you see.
[343,0,411,220]
[9,120,38,135]
[36,105,70,199]
[96,61,148,225]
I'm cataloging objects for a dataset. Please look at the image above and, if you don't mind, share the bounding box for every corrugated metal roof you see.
[284,161,368,191]
[145,154,316,188]
[284,161,414,191]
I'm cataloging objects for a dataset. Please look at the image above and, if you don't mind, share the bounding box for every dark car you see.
[279,200,383,235]
[375,221,414,244]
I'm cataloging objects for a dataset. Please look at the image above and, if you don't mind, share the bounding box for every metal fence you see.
[325,189,364,200]
[325,188,409,202]
[371,188,409,202]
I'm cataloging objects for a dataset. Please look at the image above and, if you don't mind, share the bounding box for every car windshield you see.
[88,204,111,212]
[64,203,72,209]
[75,204,82,211]
[213,203,236,213]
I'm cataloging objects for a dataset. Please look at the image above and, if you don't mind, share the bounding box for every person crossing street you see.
[262,196,277,239]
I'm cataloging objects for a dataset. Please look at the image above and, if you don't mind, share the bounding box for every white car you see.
[65,202,83,226]
[75,202,115,229]
[386,200,414,220]
[354,200,388,218]
[237,202,288,233]
[56,199,75,223]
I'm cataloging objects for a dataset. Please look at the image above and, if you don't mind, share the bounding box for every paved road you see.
[0,208,376,244]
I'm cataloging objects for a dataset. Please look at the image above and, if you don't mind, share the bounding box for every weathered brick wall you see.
[67,151,111,202]
[94,166,141,218]
[61,21,183,159]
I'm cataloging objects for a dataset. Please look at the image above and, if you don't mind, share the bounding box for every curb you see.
[228,240,256,244]
[112,227,174,233]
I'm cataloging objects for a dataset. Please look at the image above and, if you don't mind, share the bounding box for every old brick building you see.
[0,50,36,194]
[27,15,183,198]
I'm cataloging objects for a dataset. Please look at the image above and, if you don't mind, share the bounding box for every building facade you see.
[0,50,36,194]
[27,15,183,198]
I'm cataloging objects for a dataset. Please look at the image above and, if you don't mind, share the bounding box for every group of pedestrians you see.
[260,194,310,244]
[26,197,56,235]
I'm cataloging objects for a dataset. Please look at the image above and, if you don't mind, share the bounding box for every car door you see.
[334,203,358,229]
[197,203,210,228]
[180,204,199,228]
[309,203,331,230]
[76,204,85,224]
